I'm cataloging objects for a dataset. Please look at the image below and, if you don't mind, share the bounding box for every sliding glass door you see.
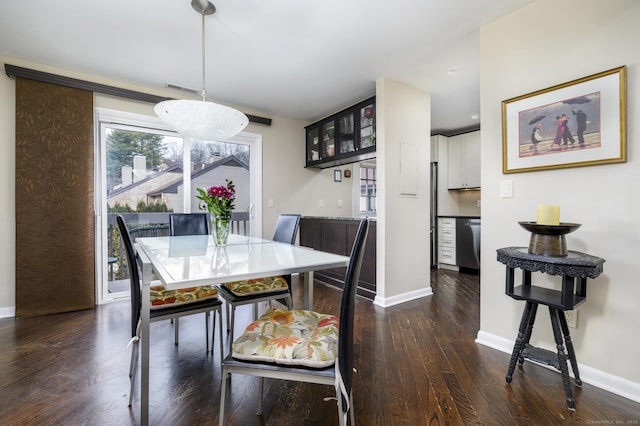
[95,109,261,303]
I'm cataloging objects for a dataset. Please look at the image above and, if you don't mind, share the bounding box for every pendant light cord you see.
[200,11,207,101]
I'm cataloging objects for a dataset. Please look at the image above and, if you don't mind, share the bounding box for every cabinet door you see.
[447,131,480,189]
[337,111,356,155]
[463,132,481,187]
[322,120,336,159]
[447,135,464,189]
[430,135,439,162]
[306,125,320,164]
[358,101,376,151]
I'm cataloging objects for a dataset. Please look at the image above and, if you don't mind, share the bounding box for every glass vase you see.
[211,212,231,246]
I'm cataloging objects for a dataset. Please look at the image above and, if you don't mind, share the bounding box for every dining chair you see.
[230,211,250,236]
[214,213,300,342]
[169,212,209,236]
[168,213,214,347]
[219,218,369,426]
[128,223,170,240]
[116,215,223,407]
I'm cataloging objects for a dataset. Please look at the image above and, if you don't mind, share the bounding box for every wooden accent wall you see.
[15,78,95,318]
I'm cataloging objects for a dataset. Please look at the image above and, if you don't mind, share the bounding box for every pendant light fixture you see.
[154,0,249,141]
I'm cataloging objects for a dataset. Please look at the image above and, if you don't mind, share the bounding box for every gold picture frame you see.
[502,66,626,174]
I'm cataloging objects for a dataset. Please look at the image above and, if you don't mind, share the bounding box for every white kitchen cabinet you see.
[438,217,457,268]
[430,135,445,162]
[447,131,480,189]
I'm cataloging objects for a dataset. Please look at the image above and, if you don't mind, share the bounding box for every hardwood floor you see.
[1,269,638,425]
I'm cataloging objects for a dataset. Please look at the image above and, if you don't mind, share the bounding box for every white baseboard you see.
[0,306,16,319]
[373,286,433,308]
[475,330,640,404]
[438,263,459,272]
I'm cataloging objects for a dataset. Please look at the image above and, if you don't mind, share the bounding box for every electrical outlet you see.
[565,310,578,328]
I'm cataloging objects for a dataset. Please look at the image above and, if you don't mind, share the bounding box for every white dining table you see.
[134,234,350,425]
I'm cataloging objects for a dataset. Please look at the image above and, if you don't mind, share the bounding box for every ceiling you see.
[0,0,533,134]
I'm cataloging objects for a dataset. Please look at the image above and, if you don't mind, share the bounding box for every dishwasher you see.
[456,218,481,270]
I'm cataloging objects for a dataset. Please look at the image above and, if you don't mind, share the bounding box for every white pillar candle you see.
[537,205,560,226]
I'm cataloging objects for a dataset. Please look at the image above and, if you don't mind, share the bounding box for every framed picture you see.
[502,66,626,174]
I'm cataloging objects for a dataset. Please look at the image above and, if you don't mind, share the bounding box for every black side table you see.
[496,247,605,411]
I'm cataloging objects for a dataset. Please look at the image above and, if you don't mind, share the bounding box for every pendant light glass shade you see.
[154,99,248,141]
[155,1,249,141]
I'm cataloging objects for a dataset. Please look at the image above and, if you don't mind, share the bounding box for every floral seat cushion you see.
[232,308,339,368]
[149,284,218,309]
[223,276,288,296]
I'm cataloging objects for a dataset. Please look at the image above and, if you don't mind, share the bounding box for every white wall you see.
[0,56,354,312]
[0,59,16,317]
[375,77,432,306]
[478,0,640,400]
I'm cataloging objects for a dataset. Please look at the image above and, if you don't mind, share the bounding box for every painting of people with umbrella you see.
[517,92,599,157]
[501,66,626,173]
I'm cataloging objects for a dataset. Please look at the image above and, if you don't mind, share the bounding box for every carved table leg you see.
[559,310,582,387]
[507,301,536,383]
[549,308,575,411]
[518,303,538,365]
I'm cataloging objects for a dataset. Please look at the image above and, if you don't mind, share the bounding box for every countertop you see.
[301,216,377,221]
[438,215,481,219]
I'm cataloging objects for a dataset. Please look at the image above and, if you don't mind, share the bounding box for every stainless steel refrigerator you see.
[430,162,438,268]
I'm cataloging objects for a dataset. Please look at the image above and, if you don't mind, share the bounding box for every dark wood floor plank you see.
[1,269,639,425]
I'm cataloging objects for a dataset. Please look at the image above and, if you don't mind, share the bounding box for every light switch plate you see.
[500,180,513,198]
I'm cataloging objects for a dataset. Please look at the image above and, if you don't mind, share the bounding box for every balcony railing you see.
[106,212,250,295]
[106,213,171,294]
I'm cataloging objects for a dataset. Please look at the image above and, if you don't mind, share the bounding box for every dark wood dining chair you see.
[116,215,223,407]
[219,218,369,426]
[214,214,300,342]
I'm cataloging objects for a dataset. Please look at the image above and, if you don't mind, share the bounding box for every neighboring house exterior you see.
[107,164,183,209]
[108,155,250,213]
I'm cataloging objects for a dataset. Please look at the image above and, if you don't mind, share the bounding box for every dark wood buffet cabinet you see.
[299,217,376,300]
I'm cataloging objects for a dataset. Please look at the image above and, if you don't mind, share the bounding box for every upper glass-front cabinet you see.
[306,126,320,163]
[359,101,375,150]
[338,111,355,155]
[322,120,336,159]
[305,96,376,168]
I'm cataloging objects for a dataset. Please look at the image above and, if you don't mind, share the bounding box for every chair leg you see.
[257,376,264,415]
[217,309,224,365]
[219,367,229,426]
[253,303,258,321]
[128,341,137,378]
[229,305,236,344]
[128,341,139,407]
[174,317,180,346]
[212,309,220,355]
[205,311,210,353]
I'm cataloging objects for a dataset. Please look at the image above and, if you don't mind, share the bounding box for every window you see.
[96,108,261,304]
[359,162,377,214]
